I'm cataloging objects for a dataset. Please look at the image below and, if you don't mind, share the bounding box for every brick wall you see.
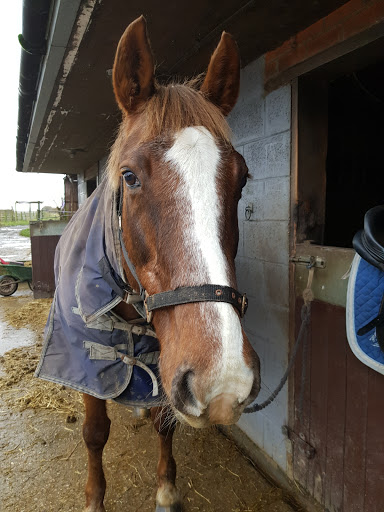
[266,0,384,84]
[228,57,291,471]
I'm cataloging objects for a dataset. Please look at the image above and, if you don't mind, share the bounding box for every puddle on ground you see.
[0,225,31,261]
[0,324,36,357]
[0,284,36,356]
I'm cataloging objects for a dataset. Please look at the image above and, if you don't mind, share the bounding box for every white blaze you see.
[164,127,253,408]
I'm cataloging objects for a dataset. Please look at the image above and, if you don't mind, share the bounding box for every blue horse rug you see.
[346,254,384,375]
[35,179,161,407]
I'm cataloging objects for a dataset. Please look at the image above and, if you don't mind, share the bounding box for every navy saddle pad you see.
[346,254,384,374]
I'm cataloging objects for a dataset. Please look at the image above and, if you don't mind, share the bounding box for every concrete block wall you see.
[227,57,291,471]
[77,173,87,207]
[77,156,108,206]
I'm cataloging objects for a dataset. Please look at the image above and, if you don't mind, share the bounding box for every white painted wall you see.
[228,57,291,471]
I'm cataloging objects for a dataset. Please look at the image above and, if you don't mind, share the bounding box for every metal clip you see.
[306,255,316,269]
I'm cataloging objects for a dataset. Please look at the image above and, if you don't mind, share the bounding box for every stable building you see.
[17,1,384,510]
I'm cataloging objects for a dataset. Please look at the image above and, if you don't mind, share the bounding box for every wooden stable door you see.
[291,245,384,512]
[289,49,384,512]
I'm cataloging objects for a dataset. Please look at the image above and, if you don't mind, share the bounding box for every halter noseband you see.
[117,186,248,323]
[144,284,248,322]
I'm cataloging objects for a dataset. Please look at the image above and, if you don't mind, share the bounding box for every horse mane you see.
[107,80,232,190]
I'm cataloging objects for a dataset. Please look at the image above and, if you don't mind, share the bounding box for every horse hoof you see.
[155,504,182,512]
[84,505,106,512]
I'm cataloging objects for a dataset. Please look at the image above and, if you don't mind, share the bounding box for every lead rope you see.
[244,264,315,414]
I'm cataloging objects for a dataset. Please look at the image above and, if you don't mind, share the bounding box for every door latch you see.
[290,255,326,269]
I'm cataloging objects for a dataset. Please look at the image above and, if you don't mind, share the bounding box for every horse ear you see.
[112,16,155,114]
[201,32,240,116]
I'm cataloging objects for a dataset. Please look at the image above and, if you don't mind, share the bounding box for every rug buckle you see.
[144,292,153,324]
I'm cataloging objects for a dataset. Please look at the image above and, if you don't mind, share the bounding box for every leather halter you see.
[117,186,248,323]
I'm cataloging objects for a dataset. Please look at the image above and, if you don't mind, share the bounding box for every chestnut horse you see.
[83,16,260,512]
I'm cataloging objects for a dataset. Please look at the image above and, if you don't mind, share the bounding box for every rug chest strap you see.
[83,341,159,397]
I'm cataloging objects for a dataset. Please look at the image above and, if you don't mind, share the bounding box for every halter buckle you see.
[241,293,248,318]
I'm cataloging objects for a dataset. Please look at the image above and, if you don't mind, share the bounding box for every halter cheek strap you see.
[117,183,248,322]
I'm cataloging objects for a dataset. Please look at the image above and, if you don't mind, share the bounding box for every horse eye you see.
[122,169,141,188]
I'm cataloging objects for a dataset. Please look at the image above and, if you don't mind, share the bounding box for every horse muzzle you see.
[170,364,260,427]
[173,393,250,428]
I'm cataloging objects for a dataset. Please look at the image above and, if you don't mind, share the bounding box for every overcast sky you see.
[0,1,64,211]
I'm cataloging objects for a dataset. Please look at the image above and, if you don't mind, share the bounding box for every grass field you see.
[0,211,61,227]
[0,220,30,227]
[19,228,30,237]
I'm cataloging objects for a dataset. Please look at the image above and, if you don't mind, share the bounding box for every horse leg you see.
[82,394,111,512]
[151,406,182,512]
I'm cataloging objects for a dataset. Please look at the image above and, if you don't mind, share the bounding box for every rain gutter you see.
[16,0,83,172]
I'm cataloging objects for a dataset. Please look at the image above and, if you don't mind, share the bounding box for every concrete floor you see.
[0,285,300,512]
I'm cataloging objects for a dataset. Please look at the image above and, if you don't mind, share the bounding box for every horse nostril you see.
[171,369,196,414]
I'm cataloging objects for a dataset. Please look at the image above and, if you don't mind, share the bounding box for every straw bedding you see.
[0,298,83,419]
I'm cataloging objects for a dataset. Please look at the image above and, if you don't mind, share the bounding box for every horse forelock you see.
[107,81,232,190]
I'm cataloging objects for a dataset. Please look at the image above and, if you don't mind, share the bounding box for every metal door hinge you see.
[290,255,326,269]
[282,425,316,459]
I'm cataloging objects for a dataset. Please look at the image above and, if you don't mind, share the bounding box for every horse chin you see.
[173,410,209,429]
[173,407,243,428]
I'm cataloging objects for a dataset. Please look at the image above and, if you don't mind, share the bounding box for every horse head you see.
[108,16,260,428]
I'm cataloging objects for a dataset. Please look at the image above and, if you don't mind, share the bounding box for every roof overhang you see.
[18,0,349,174]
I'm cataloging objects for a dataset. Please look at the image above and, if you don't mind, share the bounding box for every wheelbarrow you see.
[0,259,33,296]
